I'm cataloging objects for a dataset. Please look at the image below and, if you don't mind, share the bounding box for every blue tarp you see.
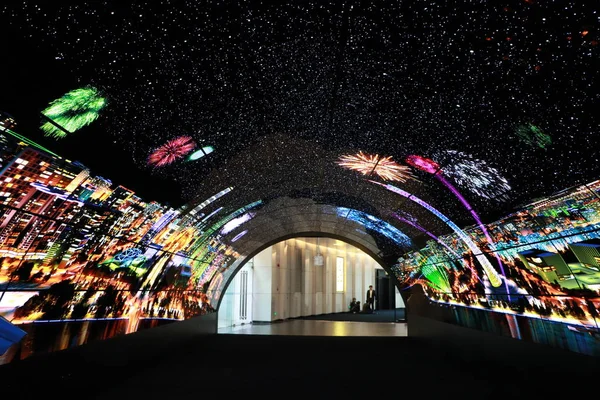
[0,316,26,354]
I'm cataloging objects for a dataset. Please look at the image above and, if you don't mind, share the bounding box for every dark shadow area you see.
[0,313,217,394]
[2,306,599,399]
[296,308,405,322]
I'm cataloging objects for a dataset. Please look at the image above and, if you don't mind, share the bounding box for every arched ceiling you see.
[1,1,599,304]
[203,196,413,305]
[2,1,597,217]
[181,132,450,238]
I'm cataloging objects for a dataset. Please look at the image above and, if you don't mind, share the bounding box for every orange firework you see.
[337,152,414,182]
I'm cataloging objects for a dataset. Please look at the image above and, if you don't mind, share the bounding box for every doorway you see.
[376,268,391,310]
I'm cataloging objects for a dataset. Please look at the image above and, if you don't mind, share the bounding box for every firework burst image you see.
[406,153,509,291]
[337,152,414,182]
[515,123,552,149]
[433,150,511,201]
[40,86,106,139]
[405,154,441,175]
[148,136,196,167]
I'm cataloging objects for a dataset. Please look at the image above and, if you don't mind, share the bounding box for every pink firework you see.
[148,136,196,167]
[405,155,440,174]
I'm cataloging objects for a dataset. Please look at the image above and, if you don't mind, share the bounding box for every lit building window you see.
[336,257,344,292]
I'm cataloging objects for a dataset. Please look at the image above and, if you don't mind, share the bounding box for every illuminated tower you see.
[0,118,24,170]
[111,194,149,239]
[0,182,84,255]
[104,185,134,210]
[65,163,90,193]
[0,148,81,208]
[0,127,82,206]
[48,159,83,190]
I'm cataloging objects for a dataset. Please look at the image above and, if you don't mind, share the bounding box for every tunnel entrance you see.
[217,236,405,329]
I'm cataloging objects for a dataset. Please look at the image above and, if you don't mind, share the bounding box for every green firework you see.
[40,86,106,139]
[515,123,552,149]
[421,262,451,293]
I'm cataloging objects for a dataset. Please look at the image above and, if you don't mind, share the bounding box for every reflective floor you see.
[218,319,408,336]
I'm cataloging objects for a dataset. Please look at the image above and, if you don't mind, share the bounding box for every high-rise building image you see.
[0,129,21,171]
[104,185,134,210]
[65,165,90,193]
[517,248,575,287]
[0,111,17,131]
[0,147,84,208]
[570,240,600,270]
[86,176,113,201]
[567,240,600,291]
[0,183,83,256]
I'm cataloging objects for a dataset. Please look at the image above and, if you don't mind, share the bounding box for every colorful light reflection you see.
[335,207,412,248]
[231,230,248,242]
[220,212,256,235]
[405,155,440,174]
[370,180,502,288]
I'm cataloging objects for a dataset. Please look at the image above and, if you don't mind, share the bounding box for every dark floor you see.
[1,318,598,399]
[297,308,405,322]
[219,318,407,335]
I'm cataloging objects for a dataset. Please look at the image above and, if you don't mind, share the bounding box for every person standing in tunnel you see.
[366,285,376,313]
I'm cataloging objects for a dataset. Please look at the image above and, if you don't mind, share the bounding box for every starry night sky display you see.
[1,1,599,235]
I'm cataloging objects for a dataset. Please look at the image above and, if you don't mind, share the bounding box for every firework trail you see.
[406,154,509,293]
[392,212,483,282]
[372,180,503,288]
[393,213,459,259]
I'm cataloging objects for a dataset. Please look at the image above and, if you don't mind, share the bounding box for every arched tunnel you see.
[0,0,599,398]
[163,133,512,314]
[183,133,424,305]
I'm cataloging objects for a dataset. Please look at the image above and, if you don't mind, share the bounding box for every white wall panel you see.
[251,247,272,322]
[219,236,396,327]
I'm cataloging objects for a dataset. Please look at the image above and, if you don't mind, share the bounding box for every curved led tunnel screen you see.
[335,207,412,249]
[0,130,250,363]
[390,180,600,356]
[1,0,599,364]
[0,135,600,362]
